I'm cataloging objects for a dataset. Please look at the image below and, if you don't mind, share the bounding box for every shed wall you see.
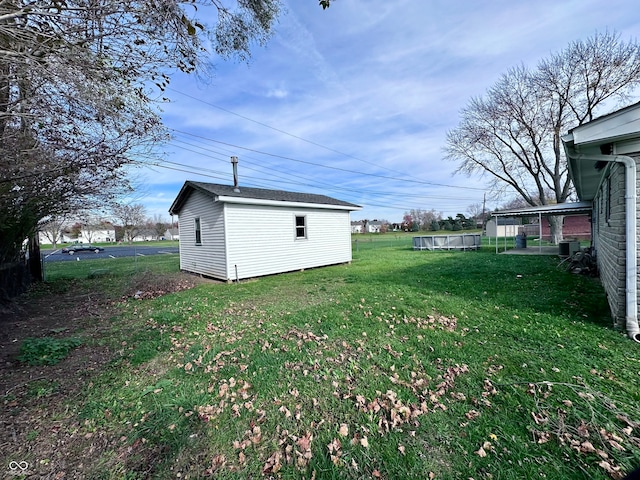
[177,190,227,278]
[224,203,352,280]
[485,219,521,237]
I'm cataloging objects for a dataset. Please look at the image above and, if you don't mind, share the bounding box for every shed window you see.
[295,215,307,239]
[195,217,202,244]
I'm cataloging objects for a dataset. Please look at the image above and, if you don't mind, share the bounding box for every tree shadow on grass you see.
[353,250,612,330]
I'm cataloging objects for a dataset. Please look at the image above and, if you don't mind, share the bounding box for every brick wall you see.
[593,160,637,329]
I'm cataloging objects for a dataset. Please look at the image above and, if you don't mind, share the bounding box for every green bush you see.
[18,336,82,365]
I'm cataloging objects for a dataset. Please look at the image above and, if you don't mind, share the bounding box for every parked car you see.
[61,244,104,254]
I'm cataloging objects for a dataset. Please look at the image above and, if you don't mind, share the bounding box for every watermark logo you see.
[8,461,30,475]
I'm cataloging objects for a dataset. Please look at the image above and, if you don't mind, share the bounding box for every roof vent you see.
[231,156,240,192]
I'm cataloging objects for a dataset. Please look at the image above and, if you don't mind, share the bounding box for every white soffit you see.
[571,104,640,146]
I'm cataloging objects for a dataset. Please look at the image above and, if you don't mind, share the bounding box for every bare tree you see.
[445,31,640,243]
[111,203,147,244]
[466,203,483,220]
[150,214,170,240]
[39,215,69,248]
[405,208,442,231]
[77,212,112,243]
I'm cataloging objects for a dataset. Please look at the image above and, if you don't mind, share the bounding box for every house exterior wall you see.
[592,161,632,328]
[223,203,352,281]
[520,215,591,240]
[177,190,227,279]
[534,216,590,240]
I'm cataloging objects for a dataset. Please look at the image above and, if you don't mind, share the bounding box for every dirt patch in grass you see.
[0,272,202,478]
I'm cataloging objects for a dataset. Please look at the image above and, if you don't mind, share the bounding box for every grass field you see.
[6,238,640,479]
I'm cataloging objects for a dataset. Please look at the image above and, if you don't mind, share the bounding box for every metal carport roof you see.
[491,201,592,217]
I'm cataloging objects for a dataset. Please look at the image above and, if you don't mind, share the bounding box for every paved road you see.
[42,245,179,262]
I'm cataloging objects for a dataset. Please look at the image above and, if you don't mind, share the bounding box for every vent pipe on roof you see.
[231,156,240,192]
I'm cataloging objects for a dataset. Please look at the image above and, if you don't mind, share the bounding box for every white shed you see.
[168,181,361,281]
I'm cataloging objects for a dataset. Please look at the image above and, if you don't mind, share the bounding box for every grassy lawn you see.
[5,239,640,479]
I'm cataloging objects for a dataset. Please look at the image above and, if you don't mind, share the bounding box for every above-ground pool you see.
[413,234,481,251]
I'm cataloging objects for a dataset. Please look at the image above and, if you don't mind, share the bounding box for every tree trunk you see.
[547,216,564,244]
[28,234,42,282]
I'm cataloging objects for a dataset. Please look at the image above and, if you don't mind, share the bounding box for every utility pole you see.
[481,193,486,230]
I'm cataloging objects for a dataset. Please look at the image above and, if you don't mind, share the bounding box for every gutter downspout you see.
[566,151,640,343]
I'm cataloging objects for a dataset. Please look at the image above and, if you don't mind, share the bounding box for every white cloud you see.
[266,87,289,99]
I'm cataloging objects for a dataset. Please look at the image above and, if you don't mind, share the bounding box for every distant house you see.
[351,221,365,234]
[169,181,361,282]
[164,227,180,241]
[38,226,115,246]
[562,101,640,342]
[367,220,384,233]
[78,227,115,243]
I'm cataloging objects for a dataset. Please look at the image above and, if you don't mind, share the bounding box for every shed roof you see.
[169,181,361,214]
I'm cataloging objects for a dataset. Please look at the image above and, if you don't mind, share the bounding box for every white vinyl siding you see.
[224,203,352,280]
[177,190,227,279]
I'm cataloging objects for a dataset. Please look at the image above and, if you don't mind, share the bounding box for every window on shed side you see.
[195,217,202,244]
[295,215,307,239]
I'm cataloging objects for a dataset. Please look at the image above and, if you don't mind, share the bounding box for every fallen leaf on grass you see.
[279,405,292,418]
[296,432,314,468]
[577,421,590,438]
[328,438,342,465]
[338,424,349,437]
[263,451,282,474]
[204,455,226,475]
[533,430,550,444]
[465,410,480,420]
[579,441,596,453]
[608,439,626,451]
[250,426,262,444]
[475,441,492,457]
[598,460,623,479]
[297,432,313,451]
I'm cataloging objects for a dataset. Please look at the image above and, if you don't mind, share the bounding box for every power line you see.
[170,128,486,191]
[166,88,487,191]
[164,140,480,202]
[167,87,404,177]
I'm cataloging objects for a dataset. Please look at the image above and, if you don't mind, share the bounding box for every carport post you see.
[539,212,542,253]
[494,214,498,254]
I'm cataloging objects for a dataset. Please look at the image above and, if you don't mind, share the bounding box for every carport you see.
[491,202,593,254]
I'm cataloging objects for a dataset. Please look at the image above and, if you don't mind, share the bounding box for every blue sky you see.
[137,0,640,223]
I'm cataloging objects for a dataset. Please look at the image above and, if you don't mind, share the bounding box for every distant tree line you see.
[402,209,478,232]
